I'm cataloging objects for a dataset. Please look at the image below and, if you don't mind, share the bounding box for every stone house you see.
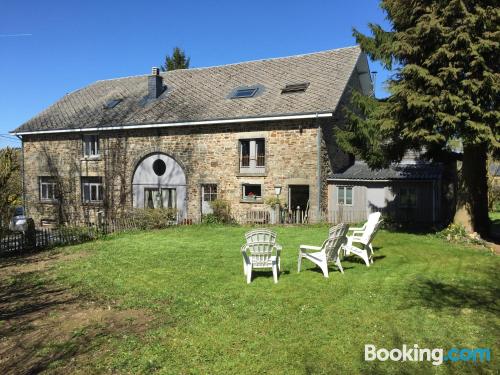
[11,46,375,225]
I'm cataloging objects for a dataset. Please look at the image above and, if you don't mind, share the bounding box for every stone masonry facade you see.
[23,118,344,226]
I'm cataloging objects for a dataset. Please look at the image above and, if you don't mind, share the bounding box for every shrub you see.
[437,223,487,246]
[202,199,234,224]
[265,197,283,209]
[122,208,178,230]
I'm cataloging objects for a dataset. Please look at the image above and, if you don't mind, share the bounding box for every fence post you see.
[25,218,36,250]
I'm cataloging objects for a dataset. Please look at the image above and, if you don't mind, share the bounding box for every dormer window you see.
[232,87,258,99]
[281,82,309,94]
[104,98,122,109]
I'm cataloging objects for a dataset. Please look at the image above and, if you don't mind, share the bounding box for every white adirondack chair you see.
[344,217,383,266]
[241,229,282,284]
[298,223,349,278]
[346,212,382,237]
[344,212,381,255]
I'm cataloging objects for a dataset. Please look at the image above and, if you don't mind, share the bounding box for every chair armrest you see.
[348,235,364,241]
[300,245,322,251]
[349,224,366,231]
[348,236,366,246]
[241,244,249,253]
[351,230,365,236]
[274,244,282,256]
[348,226,363,231]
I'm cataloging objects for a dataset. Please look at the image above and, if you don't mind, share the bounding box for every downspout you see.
[315,113,322,222]
[16,135,26,215]
[16,135,28,216]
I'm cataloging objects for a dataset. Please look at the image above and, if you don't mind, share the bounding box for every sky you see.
[0,0,392,148]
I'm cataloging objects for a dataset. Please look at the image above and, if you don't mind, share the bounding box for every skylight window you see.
[103,98,122,109]
[232,88,258,99]
[281,83,309,94]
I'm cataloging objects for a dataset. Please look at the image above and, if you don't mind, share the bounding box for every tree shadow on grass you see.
[407,275,500,315]
[0,250,58,269]
[0,271,78,326]
[0,252,152,374]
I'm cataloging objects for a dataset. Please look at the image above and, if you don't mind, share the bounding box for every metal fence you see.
[0,215,181,255]
[0,225,101,255]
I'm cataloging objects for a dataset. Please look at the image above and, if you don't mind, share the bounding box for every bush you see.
[202,199,234,224]
[437,223,487,246]
[122,208,178,230]
[265,197,283,208]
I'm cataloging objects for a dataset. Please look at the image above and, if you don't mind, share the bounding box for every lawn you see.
[1,225,498,374]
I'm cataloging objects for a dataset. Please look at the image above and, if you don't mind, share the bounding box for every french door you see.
[144,188,177,209]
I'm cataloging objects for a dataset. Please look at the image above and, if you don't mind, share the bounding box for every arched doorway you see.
[132,153,187,218]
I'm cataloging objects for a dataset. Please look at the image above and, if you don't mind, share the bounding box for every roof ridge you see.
[95,45,361,83]
[179,45,360,72]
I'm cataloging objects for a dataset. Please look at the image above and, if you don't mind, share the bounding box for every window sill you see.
[39,200,59,205]
[237,172,267,177]
[82,201,104,206]
[240,199,264,204]
[81,156,102,161]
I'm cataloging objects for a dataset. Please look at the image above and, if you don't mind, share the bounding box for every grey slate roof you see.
[13,46,363,133]
[329,161,443,181]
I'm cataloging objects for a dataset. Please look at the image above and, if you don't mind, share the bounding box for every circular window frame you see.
[152,159,167,176]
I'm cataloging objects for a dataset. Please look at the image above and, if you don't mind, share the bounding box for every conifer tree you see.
[337,0,499,235]
[162,47,190,71]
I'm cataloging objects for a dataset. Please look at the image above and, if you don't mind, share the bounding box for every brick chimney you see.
[148,67,164,99]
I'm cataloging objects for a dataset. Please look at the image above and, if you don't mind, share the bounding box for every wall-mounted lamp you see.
[274,185,282,196]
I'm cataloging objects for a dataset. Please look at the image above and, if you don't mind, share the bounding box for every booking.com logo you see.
[365,344,491,366]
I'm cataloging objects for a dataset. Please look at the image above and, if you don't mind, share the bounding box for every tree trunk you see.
[453,143,490,237]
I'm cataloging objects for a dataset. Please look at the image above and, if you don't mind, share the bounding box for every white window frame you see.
[337,186,353,206]
[83,134,99,158]
[239,138,265,172]
[242,184,263,200]
[82,177,103,203]
[40,177,57,202]
[201,184,218,202]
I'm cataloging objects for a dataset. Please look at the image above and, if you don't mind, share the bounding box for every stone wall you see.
[22,119,333,225]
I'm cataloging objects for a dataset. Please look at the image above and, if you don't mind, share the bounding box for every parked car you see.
[9,206,28,232]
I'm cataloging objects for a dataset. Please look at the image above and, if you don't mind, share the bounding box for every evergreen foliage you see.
[337,0,499,234]
[162,47,190,71]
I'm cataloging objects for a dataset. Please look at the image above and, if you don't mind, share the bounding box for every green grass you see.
[47,226,498,374]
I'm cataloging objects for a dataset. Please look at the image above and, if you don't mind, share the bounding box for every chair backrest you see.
[366,219,383,246]
[244,229,277,267]
[360,212,382,243]
[324,223,349,261]
[366,212,381,228]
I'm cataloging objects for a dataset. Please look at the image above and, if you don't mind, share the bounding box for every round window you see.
[152,159,166,176]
